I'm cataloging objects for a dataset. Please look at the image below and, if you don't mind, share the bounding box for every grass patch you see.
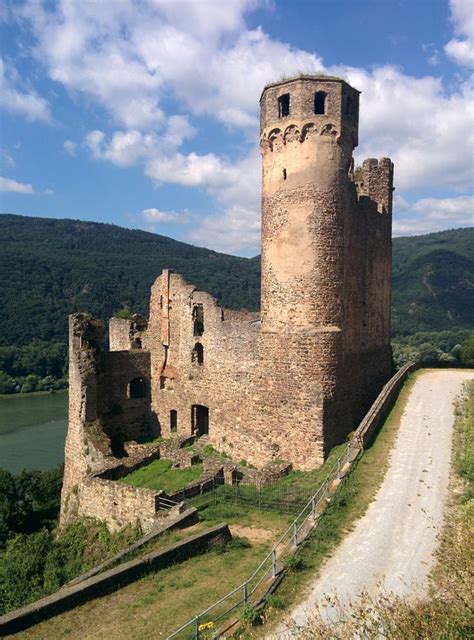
[119,459,203,493]
[453,380,474,503]
[16,536,273,640]
[197,500,291,531]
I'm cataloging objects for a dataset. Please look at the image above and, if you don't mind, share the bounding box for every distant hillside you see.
[0,214,472,348]
[392,227,473,336]
[0,214,260,346]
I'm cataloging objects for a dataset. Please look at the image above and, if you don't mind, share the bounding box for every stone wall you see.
[78,477,160,532]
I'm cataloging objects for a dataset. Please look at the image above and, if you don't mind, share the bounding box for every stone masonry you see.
[60,75,393,526]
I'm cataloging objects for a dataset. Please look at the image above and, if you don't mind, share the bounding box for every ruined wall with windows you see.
[61,75,393,525]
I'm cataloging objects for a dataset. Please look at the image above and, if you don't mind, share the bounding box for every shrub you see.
[283,553,305,572]
[240,604,261,626]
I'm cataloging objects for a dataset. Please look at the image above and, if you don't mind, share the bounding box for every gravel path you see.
[272,369,474,638]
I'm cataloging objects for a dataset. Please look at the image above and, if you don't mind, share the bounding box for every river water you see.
[0,391,68,474]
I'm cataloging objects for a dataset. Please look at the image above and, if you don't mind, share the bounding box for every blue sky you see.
[1,0,473,256]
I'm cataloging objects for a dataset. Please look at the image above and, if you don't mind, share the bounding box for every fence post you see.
[271,549,277,577]
[293,522,298,547]
[214,477,217,506]
[337,458,341,479]
[243,580,248,603]
[311,495,316,517]
[194,615,200,639]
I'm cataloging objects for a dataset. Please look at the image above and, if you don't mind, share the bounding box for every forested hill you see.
[0,214,472,348]
[391,227,473,336]
[0,214,260,346]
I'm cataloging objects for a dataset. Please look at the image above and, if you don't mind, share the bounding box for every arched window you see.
[314,91,326,115]
[128,377,148,399]
[278,93,290,117]
[192,342,204,365]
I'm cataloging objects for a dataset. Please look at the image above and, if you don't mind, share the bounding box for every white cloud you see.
[0,175,34,193]
[14,0,474,253]
[189,204,261,253]
[445,0,474,68]
[0,58,52,122]
[137,207,191,227]
[63,139,77,156]
[393,195,474,235]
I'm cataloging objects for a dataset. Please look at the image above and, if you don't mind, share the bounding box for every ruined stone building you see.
[61,76,393,525]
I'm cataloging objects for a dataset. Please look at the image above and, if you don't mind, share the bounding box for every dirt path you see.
[272,369,474,637]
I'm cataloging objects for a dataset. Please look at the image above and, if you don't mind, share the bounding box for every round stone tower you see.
[257,76,363,466]
[259,75,360,333]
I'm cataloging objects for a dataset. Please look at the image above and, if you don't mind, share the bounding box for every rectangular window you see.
[170,410,178,432]
[278,93,290,117]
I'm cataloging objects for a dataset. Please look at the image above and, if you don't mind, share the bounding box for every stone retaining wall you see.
[356,362,416,447]
[77,476,161,532]
[0,523,231,637]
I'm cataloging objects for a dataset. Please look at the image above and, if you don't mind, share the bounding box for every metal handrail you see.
[166,441,355,639]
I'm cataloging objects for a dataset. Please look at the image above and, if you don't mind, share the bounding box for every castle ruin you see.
[61,76,393,528]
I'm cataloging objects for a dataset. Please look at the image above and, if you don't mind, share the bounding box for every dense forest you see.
[0,466,140,614]
[0,214,473,392]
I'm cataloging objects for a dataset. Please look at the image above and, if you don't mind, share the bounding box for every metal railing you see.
[157,495,180,511]
[167,440,357,639]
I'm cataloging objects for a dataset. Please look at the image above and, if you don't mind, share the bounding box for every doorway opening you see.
[191,404,209,437]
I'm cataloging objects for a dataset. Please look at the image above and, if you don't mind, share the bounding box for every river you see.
[0,391,68,474]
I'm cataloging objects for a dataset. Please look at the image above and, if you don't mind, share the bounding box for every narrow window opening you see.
[192,342,204,365]
[193,304,204,336]
[170,410,177,432]
[129,377,148,399]
[132,337,142,349]
[282,168,287,180]
[278,93,290,117]
[314,91,326,115]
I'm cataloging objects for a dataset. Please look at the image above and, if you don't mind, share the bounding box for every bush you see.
[240,604,261,626]
[266,594,285,610]
[283,553,305,572]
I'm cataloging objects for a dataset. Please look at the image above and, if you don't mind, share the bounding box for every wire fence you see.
[188,473,315,515]
[166,362,415,639]
[167,441,358,639]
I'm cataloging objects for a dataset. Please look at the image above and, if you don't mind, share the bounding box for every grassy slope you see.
[14,502,292,640]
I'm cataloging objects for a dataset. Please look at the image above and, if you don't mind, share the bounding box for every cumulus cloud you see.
[0,175,34,193]
[393,195,474,235]
[445,0,474,67]
[14,0,474,253]
[0,58,51,122]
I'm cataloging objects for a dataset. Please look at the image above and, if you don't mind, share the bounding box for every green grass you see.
[119,459,203,493]
[15,537,272,640]
[453,380,474,502]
